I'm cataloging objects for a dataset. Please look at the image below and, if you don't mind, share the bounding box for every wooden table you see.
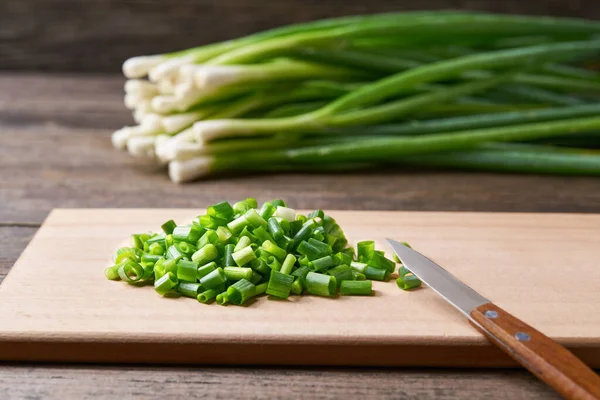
[1,73,599,399]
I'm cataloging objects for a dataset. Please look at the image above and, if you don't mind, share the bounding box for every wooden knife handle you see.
[470,303,600,400]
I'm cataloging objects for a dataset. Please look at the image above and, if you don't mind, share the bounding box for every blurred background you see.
[3,0,600,73]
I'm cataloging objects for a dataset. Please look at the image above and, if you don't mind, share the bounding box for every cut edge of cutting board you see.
[1,208,600,368]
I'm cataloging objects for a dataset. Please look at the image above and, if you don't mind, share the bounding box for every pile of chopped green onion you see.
[114,11,600,182]
[105,199,419,304]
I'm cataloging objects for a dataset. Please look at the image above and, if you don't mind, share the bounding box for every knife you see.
[387,239,600,400]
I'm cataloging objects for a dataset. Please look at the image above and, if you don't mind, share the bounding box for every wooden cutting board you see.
[1,209,599,367]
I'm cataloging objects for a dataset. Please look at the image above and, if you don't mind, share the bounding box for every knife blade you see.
[387,239,600,400]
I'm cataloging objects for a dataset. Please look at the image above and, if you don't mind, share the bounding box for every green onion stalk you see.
[113,11,600,182]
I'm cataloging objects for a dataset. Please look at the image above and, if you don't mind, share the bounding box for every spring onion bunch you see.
[114,11,600,182]
[106,199,420,305]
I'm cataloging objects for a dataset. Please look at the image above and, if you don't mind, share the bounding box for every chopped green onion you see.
[161,220,177,234]
[265,256,282,271]
[396,274,422,290]
[216,292,229,305]
[259,202,276,219]
[178,282,202,298]
[267,217,284,241]
[297,240,322,260]
[280,253,297,275]
[274,206,296,221]
[232,245,257,266]
[333,251,352,266]
[177,259,199,282]
[250,271,263,285]
[172,225,203,243]
[216,226,233,243]
[244,208,268,228]
[105,265,120,280]
[191,243,218,264]
[252,226,274,244]
[223,266,254,281]
[308,255,335,272]
[350,261,368,273]
[207,201,235,220]
[307,209,325,219]
[175,241,196,257]
[197,261,217,280]
[117,260,144,283]
[227,279,257,305]
[398,265,412,277]
[199,267,227,289]
[148,242,165,255]
[261,240,287,261]
[340,280,372,295]
[270,199,286,208]
[357,241,375,261]
[368,252,396,273]
[234,235,252,252]
[327,264,353,287]
[266,270,295,299]
[363,265,388,281]
[305,272,336,297]
[290,278,304,294]
[227,215,249,234]
[198,230,219,248]
[154,272,178,296]
[197,289,218,303]
[255,282,269,295]
[352,271,366,280]
[223,244,236,267]
[250,258,271,275]
[198,215,227,229]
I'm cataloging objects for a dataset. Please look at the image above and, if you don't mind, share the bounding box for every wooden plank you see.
[0,226,36,284]
[0,364,560,400]
[3,0,600,72]
[1,209,599,366]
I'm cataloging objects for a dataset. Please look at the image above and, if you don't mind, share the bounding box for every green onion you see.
[234,235,252,252]
[191,243,218,264]
[305,272,336,297]
[261,240,287,261]
[363,266,388,281]
[396,275,422,290]
[199,267,227,289]
[197,261,217,280]
[290,278,304,294]
[266,270,295,299]
[105,265,120,280]
[232,246,257,266]
[227,279,257,305]
[308,255,335,272]
[197,289,218,303]
[265,256,282,271]
[154,272,178,296]
[178,282,202,298]
[280,254,297,275]
[216,293,229,305]
[223,244,236,267]
[327,265,354,287]
[340,280,373,295]
[161,220,177,234]
[259,202,276,219]
[117,261,144,283]
[207,201,234,220]
[223,267,254,281]
[177,259,199,282]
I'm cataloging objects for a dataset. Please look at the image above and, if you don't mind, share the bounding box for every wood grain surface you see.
[3,0,600,72]
[2,72,599,398]
[1,209,599,368]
